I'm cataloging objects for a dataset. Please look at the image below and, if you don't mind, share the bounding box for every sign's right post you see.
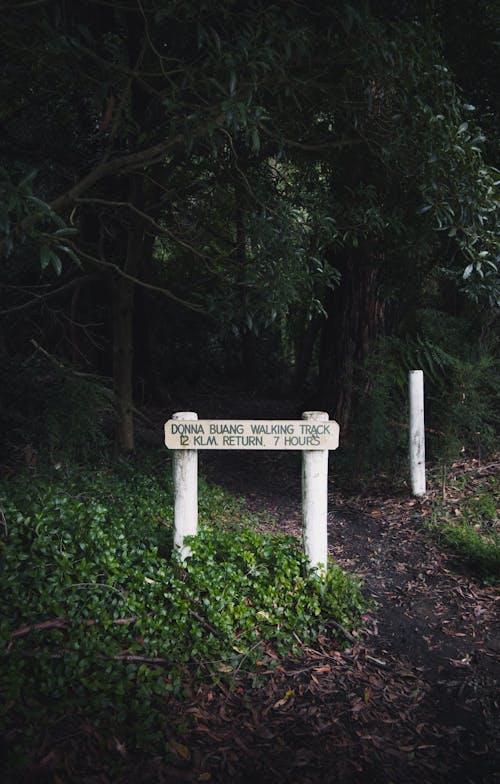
[301,410,330,574]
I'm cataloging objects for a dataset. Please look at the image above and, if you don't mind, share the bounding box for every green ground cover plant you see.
[428,470,499,583]
[0,457,364,770]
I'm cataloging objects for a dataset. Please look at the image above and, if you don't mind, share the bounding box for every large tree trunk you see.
[317,251,384,431]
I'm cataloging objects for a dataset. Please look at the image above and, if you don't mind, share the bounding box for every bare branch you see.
[71,245,207,314]
[259,124,363,153]
[74,198,210,260]
[71,41,163,96]
[0,274,99,316]
[2,0,53,8]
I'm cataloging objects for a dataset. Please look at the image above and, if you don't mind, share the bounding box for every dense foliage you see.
[0,0,498,466]
[429,471,499,583]
[0,460,365,770]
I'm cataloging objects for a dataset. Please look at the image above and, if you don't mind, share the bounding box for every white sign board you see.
[165,419,339,451]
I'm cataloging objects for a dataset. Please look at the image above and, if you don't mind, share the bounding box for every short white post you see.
[172,411,198,561]
[302,411,329,574]
[409,371,426,497]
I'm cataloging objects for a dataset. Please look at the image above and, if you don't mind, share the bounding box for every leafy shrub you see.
[429,474,499,582]
[0,462,364,766]
[350,310,499,474]
[0,354,113,466]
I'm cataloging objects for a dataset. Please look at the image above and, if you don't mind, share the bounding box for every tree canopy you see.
[1,0,498,458]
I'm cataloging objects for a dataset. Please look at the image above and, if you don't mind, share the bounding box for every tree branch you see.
[48,138,184,213]
[74,198,210,260]
[71,245,207,314]
[0,274,99,316]
[259,124,364,152]
[45,114,223,215]
[10,606,219,642]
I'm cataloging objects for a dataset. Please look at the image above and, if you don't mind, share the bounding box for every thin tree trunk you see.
[234,180,257,383]
[112,176,145,453]
[112,275,135,452]
[294,314,321,393]
[133,233,157,403]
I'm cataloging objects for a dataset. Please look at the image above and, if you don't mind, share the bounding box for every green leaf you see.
[19,169,37,192]
[229,71,237,97]
[40,246,62,274]
[54,228,78,237]
[40,246,52,270]
[51,253,62,276]
[251,127,260,153]
[0,205,10,233]
[59,246,82,267]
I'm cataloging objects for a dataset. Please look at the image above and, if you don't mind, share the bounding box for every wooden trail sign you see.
[165,419,339,451]
[165,411,338,573]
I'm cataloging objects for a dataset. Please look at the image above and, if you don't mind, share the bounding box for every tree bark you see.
[317,251,384,431]
[112,275,135,452]
[294,314,321,393]
[112,173,146,453]
[234,177,257,383]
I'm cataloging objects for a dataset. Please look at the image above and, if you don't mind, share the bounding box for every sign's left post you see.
[172,412,198,562]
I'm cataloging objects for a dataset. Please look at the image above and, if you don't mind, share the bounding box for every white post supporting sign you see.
[408,370,426,497]
[301,411,329,574]
[165,412,339,571]
[172,411,198,561]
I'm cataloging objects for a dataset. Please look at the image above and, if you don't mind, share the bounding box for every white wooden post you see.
[302,411,329,573]
[172,411,198,561]
[409,371,426,497]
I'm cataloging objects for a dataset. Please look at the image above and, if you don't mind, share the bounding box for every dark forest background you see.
[1,0,498,476]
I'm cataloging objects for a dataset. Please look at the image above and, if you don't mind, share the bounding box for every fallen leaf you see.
[216,663,233,673]
[168,740,191,760]
[273,689,294,708]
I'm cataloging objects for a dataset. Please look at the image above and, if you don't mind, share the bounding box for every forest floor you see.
[171,450,498,784]
[142,395,499,784]
[12,399,499,784]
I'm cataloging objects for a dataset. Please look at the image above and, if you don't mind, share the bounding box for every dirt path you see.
[187,449,500,784]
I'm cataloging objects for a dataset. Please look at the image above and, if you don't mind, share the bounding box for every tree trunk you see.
[317,252,384,431]
[294,314,321,393]
[133,233,157,404]
[234,179,257,384]
[113,274,136,452]
[112,175,145,453]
